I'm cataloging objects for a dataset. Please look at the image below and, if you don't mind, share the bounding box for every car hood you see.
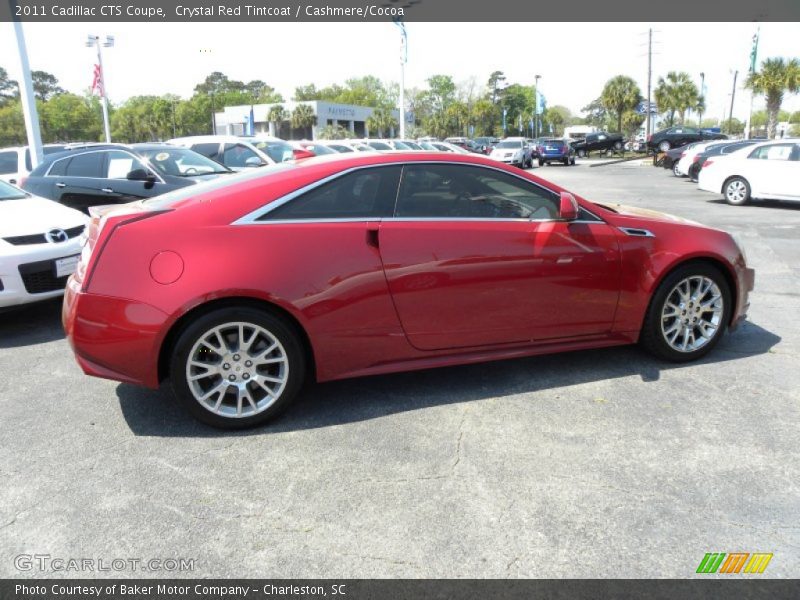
[0,196,87,237]
[601,203,704,226]
[492,148,521,154]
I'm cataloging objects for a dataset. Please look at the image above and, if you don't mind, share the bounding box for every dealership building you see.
[214,101,401,139]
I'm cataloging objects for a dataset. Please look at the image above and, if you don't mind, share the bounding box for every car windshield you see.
[136,147,230,177]
[368,141,392,150]
[392,141,412,150]
[496,141,522,149]
[248,139,294,162]
[301,144,337,155]
[0,180,28,200]
[402,141,423,150]
[144,161,295,209]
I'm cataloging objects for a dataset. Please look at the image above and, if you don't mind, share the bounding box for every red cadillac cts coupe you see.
[63,152,755,428]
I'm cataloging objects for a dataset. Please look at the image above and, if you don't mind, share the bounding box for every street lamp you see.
[393,19,407,139]
[533,75,541,138]
[86,34,114,142]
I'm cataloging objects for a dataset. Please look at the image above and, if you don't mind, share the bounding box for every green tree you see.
[31,70,64,102]
[290,103,316,138]
[0,67,18,105]
[267,104,287,137]
[581,97,609,129]
[0,100,25,145]
[600,75,641,133]
[40,93,102,142]
[317,124,354,139]
[471,98,497,136]
[367,108,397,137]
[487,70,506,104]
[655,71,701,126]
[721,117,745,136]
[746,57,800,138]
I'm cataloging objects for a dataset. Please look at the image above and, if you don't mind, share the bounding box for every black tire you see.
[538,159,544,167]
[563,158,569,166]
[570,157,576,166]
[614,141,623,151]
[169,306,306,429]
[640,263,732,362]
[658,140,671,152]
[723,176,751,206]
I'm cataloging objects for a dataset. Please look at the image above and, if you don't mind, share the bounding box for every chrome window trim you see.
[232,160,608,226]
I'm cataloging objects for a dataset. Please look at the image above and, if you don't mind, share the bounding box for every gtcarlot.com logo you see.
[696,552,773,574]
[14,554,195,573]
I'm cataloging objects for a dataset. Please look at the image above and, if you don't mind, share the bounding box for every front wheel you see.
[577,149,587,158]
[614,141,623,151]
[672,161,683,177]
[658,140,671,152]
[640,264,731,362]
[538,159,544,167]
[169,307,306,428]
[724,177,751,206]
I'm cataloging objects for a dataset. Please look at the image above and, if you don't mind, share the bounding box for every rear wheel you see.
[538,159,544,166]
[577,149,587,158]
[724,177,751,206]
[640,263,731,362]
[672,161,683,177]
[169,307,306,428]
[658,140,671,152]
[613,141,623,151]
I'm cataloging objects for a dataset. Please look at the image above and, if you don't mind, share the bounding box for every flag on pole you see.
[502,108,507,132]
[91,63,104,97]
[749,28,760,73]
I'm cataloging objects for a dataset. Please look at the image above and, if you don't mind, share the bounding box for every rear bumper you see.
[62,277,166,389]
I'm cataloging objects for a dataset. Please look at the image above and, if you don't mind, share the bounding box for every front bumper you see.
[63,278,167,389]
[730,266,755,331]
[0,240,83,308]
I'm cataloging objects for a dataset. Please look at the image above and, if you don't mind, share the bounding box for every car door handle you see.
[366,225,380,249]
[101,188,114,193]
[55,182,66,188]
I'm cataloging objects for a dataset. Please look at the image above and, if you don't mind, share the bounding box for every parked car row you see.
[659,138,800,205]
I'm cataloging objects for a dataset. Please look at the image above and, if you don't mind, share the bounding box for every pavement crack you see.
[452,407,468,473]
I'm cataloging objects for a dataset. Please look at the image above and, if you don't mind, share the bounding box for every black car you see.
[570,131,625,157]
[647,126,726,153]
[687,140,760,181]
[22,143,232,214]
[661,143,698,175]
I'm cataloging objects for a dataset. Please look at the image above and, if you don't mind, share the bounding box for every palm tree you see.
[655,71,700,126]
[267,104,287,137]
[746,58,800,139]
[600,76,641,133]
[367,108,397,137]
[290,104,316,139]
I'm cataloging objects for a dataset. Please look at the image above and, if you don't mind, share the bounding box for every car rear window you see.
[64,152,104,177]
[0,151,16,175]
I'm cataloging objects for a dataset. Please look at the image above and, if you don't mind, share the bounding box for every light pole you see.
[393,20,407,139]
[698,72,705,128]
[86,34,114,142]
[533,74,541,138]
[728,70,738,136]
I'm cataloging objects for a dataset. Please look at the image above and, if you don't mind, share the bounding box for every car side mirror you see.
[127,168,155,182]
[244,156,264,167]
[558,191,579,221]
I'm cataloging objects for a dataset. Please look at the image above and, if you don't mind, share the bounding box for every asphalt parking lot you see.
[1,160,798,579]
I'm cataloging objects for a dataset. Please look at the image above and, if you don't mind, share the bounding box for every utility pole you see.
[728,70,738,135]
[698,72,705,128]
[646,28,653,140]
[744,27,759,139]
[12,19,43,169]
[533,74,541,138]
[394,20,407,139]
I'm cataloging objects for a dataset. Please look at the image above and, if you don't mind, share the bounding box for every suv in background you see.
[537,139,576,166]
[21,143,231,214]
[0,144,70,185]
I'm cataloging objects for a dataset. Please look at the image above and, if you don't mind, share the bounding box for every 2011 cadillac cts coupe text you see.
[62,152,755,428]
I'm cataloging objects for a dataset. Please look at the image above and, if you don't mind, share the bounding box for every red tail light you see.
[703,159,713,168]
[18,176,27,188]
[693,155,702,163]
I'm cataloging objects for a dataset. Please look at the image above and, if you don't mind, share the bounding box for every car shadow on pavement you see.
[707,198,800,211]
[0,298,64,348]
[116,320,780,438]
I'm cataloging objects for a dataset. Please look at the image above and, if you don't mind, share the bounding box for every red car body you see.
[63,152,754,393]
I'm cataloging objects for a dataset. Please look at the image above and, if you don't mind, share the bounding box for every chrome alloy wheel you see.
[185,322,289,418]
[660,276,724,353]
[725,180,748,204]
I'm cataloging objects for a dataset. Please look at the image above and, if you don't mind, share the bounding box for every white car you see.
[674,141,725,177]
[321,140,375,153]
[0,144,70,185]
[698,139,800,205]
[489,139,530,168]
[167,135,286,170]
[0,180,87,308]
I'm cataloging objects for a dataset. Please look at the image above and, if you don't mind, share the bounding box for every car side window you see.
[395,164,558,220]
[223,143,261,168]
[749,144,794,161]
[47,157,69,176]
[191,143,222,160]
[105,150,150,179]
[64,152,103,178]
[0,151,16,175]
[258,166,402,221]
